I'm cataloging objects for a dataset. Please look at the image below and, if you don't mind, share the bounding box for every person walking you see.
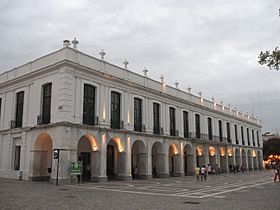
[201,165,206,181]
[195,166,200,181]
[274,163,280,182]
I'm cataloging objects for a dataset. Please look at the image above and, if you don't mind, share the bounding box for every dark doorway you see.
[80,152,91,181]
[184,150,188,175]
[107,145,115,179]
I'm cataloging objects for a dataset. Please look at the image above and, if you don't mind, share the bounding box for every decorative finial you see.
[99,49,106,60]
[211,97,215,102]
[71,38,79,49]
[175,81,179,89]
[143,67,148,76]
[187,85,191,93]
[123,59,129,69]
[198,91,202,97]
[160,74,164,83]
[63,40,70,48]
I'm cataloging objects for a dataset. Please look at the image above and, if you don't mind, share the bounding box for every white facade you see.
[0,41,263,183]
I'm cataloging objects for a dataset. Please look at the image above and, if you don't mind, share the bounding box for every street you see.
[0,170,279,210]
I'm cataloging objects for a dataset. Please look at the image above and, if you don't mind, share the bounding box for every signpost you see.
[53,149,60,186]
[71,162,82,184]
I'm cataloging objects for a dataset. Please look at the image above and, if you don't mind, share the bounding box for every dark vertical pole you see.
[56,150,60,186]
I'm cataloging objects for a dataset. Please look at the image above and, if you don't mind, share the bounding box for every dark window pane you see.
[247,128,250,145]
[195,114,201,139]
[83,84,96,125]
[219,120,223,142]
[227,122,231,143]
[111,91,121,129]
[170,107,176,136]
[241,126,244,145]
[134,98,142,132]
[208,118,212,140]
[183,111,189,138]
[235,124,239,144]
[252,130,255,146]
[0,98,2,118]
[14,146,21,170]
[15,91,24,128]
[42,83,52,124]
[153,103,160,134]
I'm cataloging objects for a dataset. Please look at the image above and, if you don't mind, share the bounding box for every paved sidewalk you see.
[0,170,279,210]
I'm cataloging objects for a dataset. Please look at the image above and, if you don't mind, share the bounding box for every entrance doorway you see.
[80,152,91,181]
[107,145,115,179]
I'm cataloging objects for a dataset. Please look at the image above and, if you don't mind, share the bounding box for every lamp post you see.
[53,149,60,186]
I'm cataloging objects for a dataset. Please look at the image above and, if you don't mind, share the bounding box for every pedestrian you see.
[194,166,200,181]
[131,164,135,179]
[274,163,280,182]
[233,165,236,174]
[208,164,212,174]
[201,165,206,181]
[134,165,139,179]
[153,165,158,178]
[241,165,244,173]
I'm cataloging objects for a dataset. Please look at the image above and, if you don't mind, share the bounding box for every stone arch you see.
[168,143,181,176]
[257,150,263,169]
[241,149,247,170]
[32,132,53,181]
[247,150,253,170]
[219,147,227,172]
[196,144,205,167]
[77,134,99,181]
[209,146,216,168]
[227,147,234,172]
[152,142,164,178]
[131,140,147,179]
[184,143,194,175]
[252,150,258,170]
[235,148,241,168]
[106,137,125,180]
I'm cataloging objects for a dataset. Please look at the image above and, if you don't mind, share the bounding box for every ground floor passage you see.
[28,131,263,183]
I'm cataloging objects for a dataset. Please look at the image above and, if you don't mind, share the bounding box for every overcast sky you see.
[0,0,279,133]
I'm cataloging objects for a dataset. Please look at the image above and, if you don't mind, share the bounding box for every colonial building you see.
[0,40,263,183]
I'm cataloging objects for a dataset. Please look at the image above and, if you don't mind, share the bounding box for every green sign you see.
[71,162,82,175]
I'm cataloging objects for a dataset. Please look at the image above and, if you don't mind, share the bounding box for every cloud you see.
[0,0,279,132]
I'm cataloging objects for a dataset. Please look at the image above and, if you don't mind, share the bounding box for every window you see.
[14,146,21,170]
[111,91,121,129]
[42,83,52,124]
[257,131,260,147]
[0,98,2,118]
[247,128,250,146]
[252,130,255,146]
[207,117,213,140]
[241,126,245,145]
[235,124,239,145]
[134,98,142,132]
[153,103,160,134]
[195,114,201,139]
[183,111,189,138]
[218,120,223,142]
[169,107,176,136]
[226,122,231,143]
[83,84,96,125]
[15,91,24,128]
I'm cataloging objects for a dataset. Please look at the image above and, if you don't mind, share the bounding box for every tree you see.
[258,47,280,70]
[263,138,280,159]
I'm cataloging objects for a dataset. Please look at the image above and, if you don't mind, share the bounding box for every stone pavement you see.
[0,170,279,210]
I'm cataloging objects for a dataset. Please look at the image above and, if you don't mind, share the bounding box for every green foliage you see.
[258,47,280,70]
[263,138,280,159]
